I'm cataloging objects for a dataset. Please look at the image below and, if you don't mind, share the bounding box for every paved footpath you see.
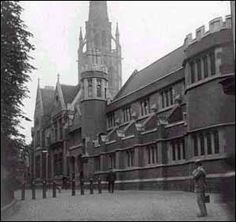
[2,189,233,221]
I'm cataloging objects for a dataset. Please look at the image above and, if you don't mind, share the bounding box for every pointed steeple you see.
[88,1,108,22]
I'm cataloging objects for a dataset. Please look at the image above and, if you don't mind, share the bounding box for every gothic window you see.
[206,132,212,154]
[161,87,173,108]
[190,61,195,84]
[36,155,40,178]
[172,142,176,161]
[127,149,134,167]
[59,119,63,140]
[196,59,202,81]
[182,139,186,159]
[122,106,131,122]
[203,56,209,78]
[95,156,101,171]
[177,142,181,160]
[213,130,219,154]
[107,112,115,128]
[209,51,216,75]
[140,97,150,116]
[200,133,205,155]
[147,144,158,164]
[193,135,198,156]
[88,78,93,97]
[94,33,99,48]
[102,31,106,47]
[97,79,102,97]
[36,130,40,147]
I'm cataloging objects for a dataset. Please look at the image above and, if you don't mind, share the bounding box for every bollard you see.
[32,180,36,200]
[80,178,84,195]
[72,176,75,196]
[21,182,25,200]
[98,177,102,194]
[52,181,56,198]
[89,178,93,194]
[42,180,47,199]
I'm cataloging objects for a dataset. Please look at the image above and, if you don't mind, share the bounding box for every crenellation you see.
[209,17,223,33]
[184,15,231,47]
[196,26,205,41]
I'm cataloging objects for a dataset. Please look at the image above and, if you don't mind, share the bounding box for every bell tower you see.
[78,1,122,99]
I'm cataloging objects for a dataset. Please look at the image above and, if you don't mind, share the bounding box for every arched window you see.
[97,79,102,97]
[102,31,106,47]
[94,33,99,48]
[88,78,93,97]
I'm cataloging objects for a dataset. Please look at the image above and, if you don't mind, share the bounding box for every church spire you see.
[88,1,108,22]
[79,27,83,41]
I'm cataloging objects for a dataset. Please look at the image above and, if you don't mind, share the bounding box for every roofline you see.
[114,45,184,101]
[111,66,184,104]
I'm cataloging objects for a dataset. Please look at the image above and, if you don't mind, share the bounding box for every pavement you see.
[2,189,234,221]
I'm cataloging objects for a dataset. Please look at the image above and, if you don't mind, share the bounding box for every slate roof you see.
[40,87,55,116]
[61,84,80,104]
[114,45,185,100]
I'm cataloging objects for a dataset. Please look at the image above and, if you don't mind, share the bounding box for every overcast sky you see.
[19,1,231,144]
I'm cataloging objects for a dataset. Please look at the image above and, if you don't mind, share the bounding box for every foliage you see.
[1,1,35,150]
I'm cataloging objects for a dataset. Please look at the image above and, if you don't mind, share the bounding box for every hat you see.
[195,159,202,165]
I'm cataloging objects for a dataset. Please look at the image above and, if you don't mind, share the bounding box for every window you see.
[127,149,134,167]
[200,133,205,155]
[123,106,131,122]
[193,135,198,156]
[36,130,40,146]
[161,92,165,108]
[102,31,106,47]
[107,112,115,128]
[59,119,63,140]
[172,142,176,161]
[206,132,212,154]
[213,130,219,154]
[190,61,195,83]
[97,79,102,97]
[147,144,158,164]
[177,143,181,160]
[209,52,216,75]
[196,59,202,81]
[36,155,40,178]
[182,139,186,159]
[54,122,58,141]
[88,78,93,97]
[161,88,173,109]
[54,154,58,176]
[95,156,101,171]
[203,56,209,78]
[140,98,150,116]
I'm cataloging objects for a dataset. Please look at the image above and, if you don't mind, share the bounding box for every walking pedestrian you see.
[192,159,207,217]
[106,169,116,193]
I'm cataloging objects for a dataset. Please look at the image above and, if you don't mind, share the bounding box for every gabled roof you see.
[61,84,80,104]
[40,87,55,116]
[114,45,185,100]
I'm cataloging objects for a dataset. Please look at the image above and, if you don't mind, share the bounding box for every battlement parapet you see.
[184,15,232,47]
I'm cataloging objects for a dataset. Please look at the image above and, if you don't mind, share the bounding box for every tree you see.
[1,1,34,148]
[1,1,35,206]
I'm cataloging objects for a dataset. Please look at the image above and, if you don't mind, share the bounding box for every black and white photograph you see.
[1,1,235,221]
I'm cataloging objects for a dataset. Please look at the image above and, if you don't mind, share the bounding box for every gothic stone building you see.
[32,1,235,191]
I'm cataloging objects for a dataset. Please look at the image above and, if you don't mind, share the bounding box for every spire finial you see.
[38,78,40,88]
[79,27,83,40]
[116,22,119,36]
[57,73,60,82]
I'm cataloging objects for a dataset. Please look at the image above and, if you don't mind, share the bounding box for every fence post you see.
[52,180,56,198]
[32,180,36,200]
[72,174,75,196]
[89,178,93,194]
[98,177,102,194]
[21,182,25,200]
[80,178,84,195]
[42,180,46,199]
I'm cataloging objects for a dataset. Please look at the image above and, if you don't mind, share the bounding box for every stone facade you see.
[31,1,235,192]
